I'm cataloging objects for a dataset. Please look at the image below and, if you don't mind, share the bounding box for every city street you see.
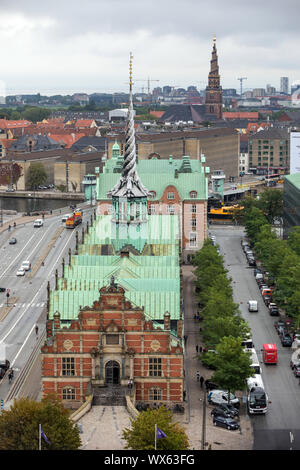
[211,224,300,450]
[0,205,96,406]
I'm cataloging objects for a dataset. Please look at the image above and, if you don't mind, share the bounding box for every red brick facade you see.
[41,284,184,409]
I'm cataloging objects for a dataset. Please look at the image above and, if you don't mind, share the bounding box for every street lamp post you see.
[201,389,207,450]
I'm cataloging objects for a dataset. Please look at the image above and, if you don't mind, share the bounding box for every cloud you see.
[0,0,299,94]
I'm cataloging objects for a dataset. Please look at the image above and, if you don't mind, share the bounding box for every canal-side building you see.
[41,56,184,409]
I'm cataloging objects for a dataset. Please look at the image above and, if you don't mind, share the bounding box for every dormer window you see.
[167,192,175,200]
[149,191,156,198]
[190,191,197,198]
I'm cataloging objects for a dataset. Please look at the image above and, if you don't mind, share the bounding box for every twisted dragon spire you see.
[108,53,150,198]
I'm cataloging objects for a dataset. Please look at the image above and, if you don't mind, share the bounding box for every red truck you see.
[262,343,278,364]
[65,210,82,229]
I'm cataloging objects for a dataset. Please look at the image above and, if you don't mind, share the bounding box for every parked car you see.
[293,365,300,377]
[274,320,286,332]
[269,306,279,316]
[248,258,256,267]
[213,415,240,431]
[211,407,235,419]
[0,287,5,292]
[254,268,262,276]
[281,334,293,347]
[264,295,272,306]
[278,325,288,337]
[208,390,240,408]
[8,237,17,245]
[205,380,219,391]
[211,403,239,418]
[16,267,26,276]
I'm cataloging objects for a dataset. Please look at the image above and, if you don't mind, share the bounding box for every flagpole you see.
[155,423,157,450]
[39,424,41,451]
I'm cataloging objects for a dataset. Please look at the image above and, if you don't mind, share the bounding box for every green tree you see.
[210,336,254,399]
[258,188,283,223]
[122,406,189,450]
[288,227,300,256]
[0,395,81,450]
[27,162,48,189]
[21,106,51,123]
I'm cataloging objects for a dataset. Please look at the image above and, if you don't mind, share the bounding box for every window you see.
[190,204,197,213]
[149,387,162,401]
[149,357,162,377]
[190,218,197,229]
[190,191,197,198]
[149,191,156,199]
[167,192,175,200]
[149,204,156,214]
[189,232,197,247]
[167,204,175,214]
[62,357,75,376]
[106,334,119,345]
[62,387,76,400]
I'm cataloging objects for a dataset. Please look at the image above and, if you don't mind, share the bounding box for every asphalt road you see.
[0,205,96,405]
[210,224,300,450]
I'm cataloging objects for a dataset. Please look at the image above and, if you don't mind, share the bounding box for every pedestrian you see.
[199,346,203,353]
[128,379,131,389]
[196,345,199,353]
[200,376,204,388]
[8,369,13,383]
[196,371,200,381]
[205,379,210,390]
[183,390,186,401]
[184,335,188,345]
[130,379,133,389]
[35,325,39,336]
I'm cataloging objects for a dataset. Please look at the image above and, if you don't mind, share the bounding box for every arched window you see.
[62,386,76,400]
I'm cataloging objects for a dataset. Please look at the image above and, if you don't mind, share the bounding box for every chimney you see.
[164,311,170,330]
[53,311,60,330]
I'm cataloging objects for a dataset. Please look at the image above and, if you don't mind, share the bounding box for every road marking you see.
[0,234,36,281]
[1,229,76,358]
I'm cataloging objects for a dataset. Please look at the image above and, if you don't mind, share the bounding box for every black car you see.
[9,237,17,245]
[0,287,5,293]
[293,365,300,377]
[213,415,240,430]
[212,403,239,417]
[211,407,234,419]
[281,334,293,347]
[205,380,219,391]
[248,258,256,267]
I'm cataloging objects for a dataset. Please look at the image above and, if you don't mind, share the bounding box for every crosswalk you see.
[0,302,46,308]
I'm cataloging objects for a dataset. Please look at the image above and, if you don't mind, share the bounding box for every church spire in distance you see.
[205,36,223,119]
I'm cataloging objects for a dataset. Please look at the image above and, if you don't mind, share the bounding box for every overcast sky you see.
[0,0,299,96]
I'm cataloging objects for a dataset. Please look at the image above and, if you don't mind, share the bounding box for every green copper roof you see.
[97,155,208,201]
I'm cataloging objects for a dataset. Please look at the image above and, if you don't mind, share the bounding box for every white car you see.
[16,267,26,276]
[62,214,71,223]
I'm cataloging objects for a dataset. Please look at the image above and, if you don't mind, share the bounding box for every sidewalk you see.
[175,265,253,450]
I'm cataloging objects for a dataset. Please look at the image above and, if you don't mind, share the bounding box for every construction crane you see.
[135,77,160,95]
[237,77,247,97]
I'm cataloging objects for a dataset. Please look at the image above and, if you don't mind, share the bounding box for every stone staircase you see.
[92,384,127,406]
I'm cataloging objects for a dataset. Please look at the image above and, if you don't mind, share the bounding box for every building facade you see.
[248,129,290,174]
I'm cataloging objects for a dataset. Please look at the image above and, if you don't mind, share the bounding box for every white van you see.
[33,219,43,227]
[21,260,31,271]
[207,390,240,408]
[248,300,258,312]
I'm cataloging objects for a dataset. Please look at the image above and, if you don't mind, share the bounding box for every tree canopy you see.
[0,395,81,450]
[122,406,189,450]
[27,162,48,189]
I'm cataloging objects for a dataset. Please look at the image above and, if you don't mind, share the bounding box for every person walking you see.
[196,344,199,353]
[196,370,200,381]
[199,346,203,353]
[35,325,39,336]
[183,390,186,401]
[200,376,204,388]
[8,369,14,383]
